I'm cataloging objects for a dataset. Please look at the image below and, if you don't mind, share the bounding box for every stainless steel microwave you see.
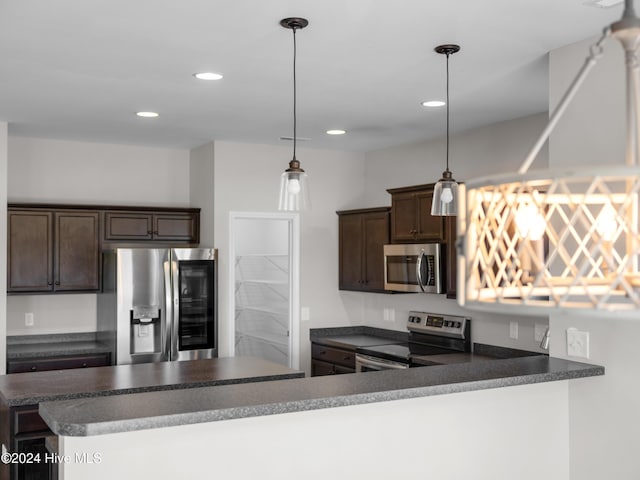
[383,243,443,293]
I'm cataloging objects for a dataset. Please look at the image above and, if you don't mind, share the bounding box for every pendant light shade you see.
[458,0,640,316]
[278,17,310,212]
[279,158,310,211]
[431,44,460,216]
[432,170,459,216]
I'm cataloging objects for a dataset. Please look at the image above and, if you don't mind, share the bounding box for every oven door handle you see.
[357,354,409,370]
[416,250,426,292]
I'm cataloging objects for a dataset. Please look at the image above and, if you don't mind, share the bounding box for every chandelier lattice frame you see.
[458,0,640,316]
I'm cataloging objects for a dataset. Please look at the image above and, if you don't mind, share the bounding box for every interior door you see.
[230,213,300,369]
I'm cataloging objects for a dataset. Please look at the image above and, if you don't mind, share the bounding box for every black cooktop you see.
[356,342,455,364]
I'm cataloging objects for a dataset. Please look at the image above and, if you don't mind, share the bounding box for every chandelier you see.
[458,0,640,316]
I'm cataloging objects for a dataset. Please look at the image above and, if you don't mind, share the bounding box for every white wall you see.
[6,137,190,335]
[213,141,366,372]
[189,141,214,247]
[57,381,569,480]
[359,114,550,353]
[549,36,640,480]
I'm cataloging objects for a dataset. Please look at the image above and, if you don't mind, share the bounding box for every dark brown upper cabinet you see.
[387,184,445,243]
[337,207,390,292]
[8,209,100,293]
[104,210,199,243]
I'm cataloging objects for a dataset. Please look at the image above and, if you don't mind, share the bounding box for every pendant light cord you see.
[292,27,298,162]
[445,51,450,173]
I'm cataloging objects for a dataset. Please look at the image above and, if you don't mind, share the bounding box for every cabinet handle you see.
[153,231,159,235]
[30,366,37,371]
[55,281,60,286]
[147,230,153,235]
[81,363,88,368]
[344,356,351,361]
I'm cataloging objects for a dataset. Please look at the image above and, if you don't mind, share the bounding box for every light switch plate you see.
[509,321,518,339]
[567,328,590,358]
[300,307,310,322]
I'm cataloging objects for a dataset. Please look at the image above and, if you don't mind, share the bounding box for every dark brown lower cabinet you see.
[1,354,110,480]
[311,343,355,376]
[0,404,51,480]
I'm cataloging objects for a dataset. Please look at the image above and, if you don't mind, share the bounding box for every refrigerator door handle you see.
[163,255,174,362]
[170,256,181,361]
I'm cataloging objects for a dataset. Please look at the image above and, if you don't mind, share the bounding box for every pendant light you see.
[458,0,640,316]
[431,44,460,217]
[278,17,311,211]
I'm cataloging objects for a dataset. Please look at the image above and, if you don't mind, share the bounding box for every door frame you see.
[228,211,300,369]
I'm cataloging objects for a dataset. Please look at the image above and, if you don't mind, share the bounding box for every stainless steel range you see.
[355,311,470,372]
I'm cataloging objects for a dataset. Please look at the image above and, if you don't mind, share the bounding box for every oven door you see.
[355,354,410,372]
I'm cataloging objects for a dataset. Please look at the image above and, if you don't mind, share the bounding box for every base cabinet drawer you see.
[7,353,110,374]
[311,343,356,376]
[14,406,48,435]
[311,344,355,368]
[311,359,355,376]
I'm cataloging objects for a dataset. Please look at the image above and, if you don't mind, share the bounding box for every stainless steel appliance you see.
[383,243,443,293]
[97,247,218,364]
[355,311,470,372]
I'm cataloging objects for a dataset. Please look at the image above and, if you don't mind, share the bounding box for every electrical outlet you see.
[383,308,395,322]
[534,324,548,342]
[567,328,590,358]
[25,312,34,327]
[509,321,519,339]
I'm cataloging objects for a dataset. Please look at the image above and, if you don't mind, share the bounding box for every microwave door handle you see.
[416,251,426,292]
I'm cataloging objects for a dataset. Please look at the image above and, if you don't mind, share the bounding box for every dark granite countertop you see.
[7,333,111,359]
[310,326,407,349]
[412,352,496,366]
[0,356,304,406]
[39,355,603,437]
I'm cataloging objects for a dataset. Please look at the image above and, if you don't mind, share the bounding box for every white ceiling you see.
[0,0,625,152]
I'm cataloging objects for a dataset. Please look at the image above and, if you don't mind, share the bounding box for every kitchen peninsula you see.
[0,357,304,480]
[37,355,603,480]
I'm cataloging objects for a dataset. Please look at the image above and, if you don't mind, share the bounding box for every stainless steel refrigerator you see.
[97,248,218,364]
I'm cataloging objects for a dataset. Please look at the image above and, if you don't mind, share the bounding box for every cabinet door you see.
[416,190,445,242]
[7,211,53,292]
[55,212,100,291]
[153,213,198,242]
[104,212,154,240]
[363,211,389,291]
[390,192,419,242]
[338,213,364,290]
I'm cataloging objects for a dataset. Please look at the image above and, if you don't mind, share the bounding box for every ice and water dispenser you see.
[130,305,162,355]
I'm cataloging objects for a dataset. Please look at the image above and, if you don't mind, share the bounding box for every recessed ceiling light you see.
[583,0,623,8]
[136,111,159,118]
[326,129,346,135]
[193,72,224,80]
[422,100,446,108]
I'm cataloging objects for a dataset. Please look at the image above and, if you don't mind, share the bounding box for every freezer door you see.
[170,248,218,360]
[116,248,170,364]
